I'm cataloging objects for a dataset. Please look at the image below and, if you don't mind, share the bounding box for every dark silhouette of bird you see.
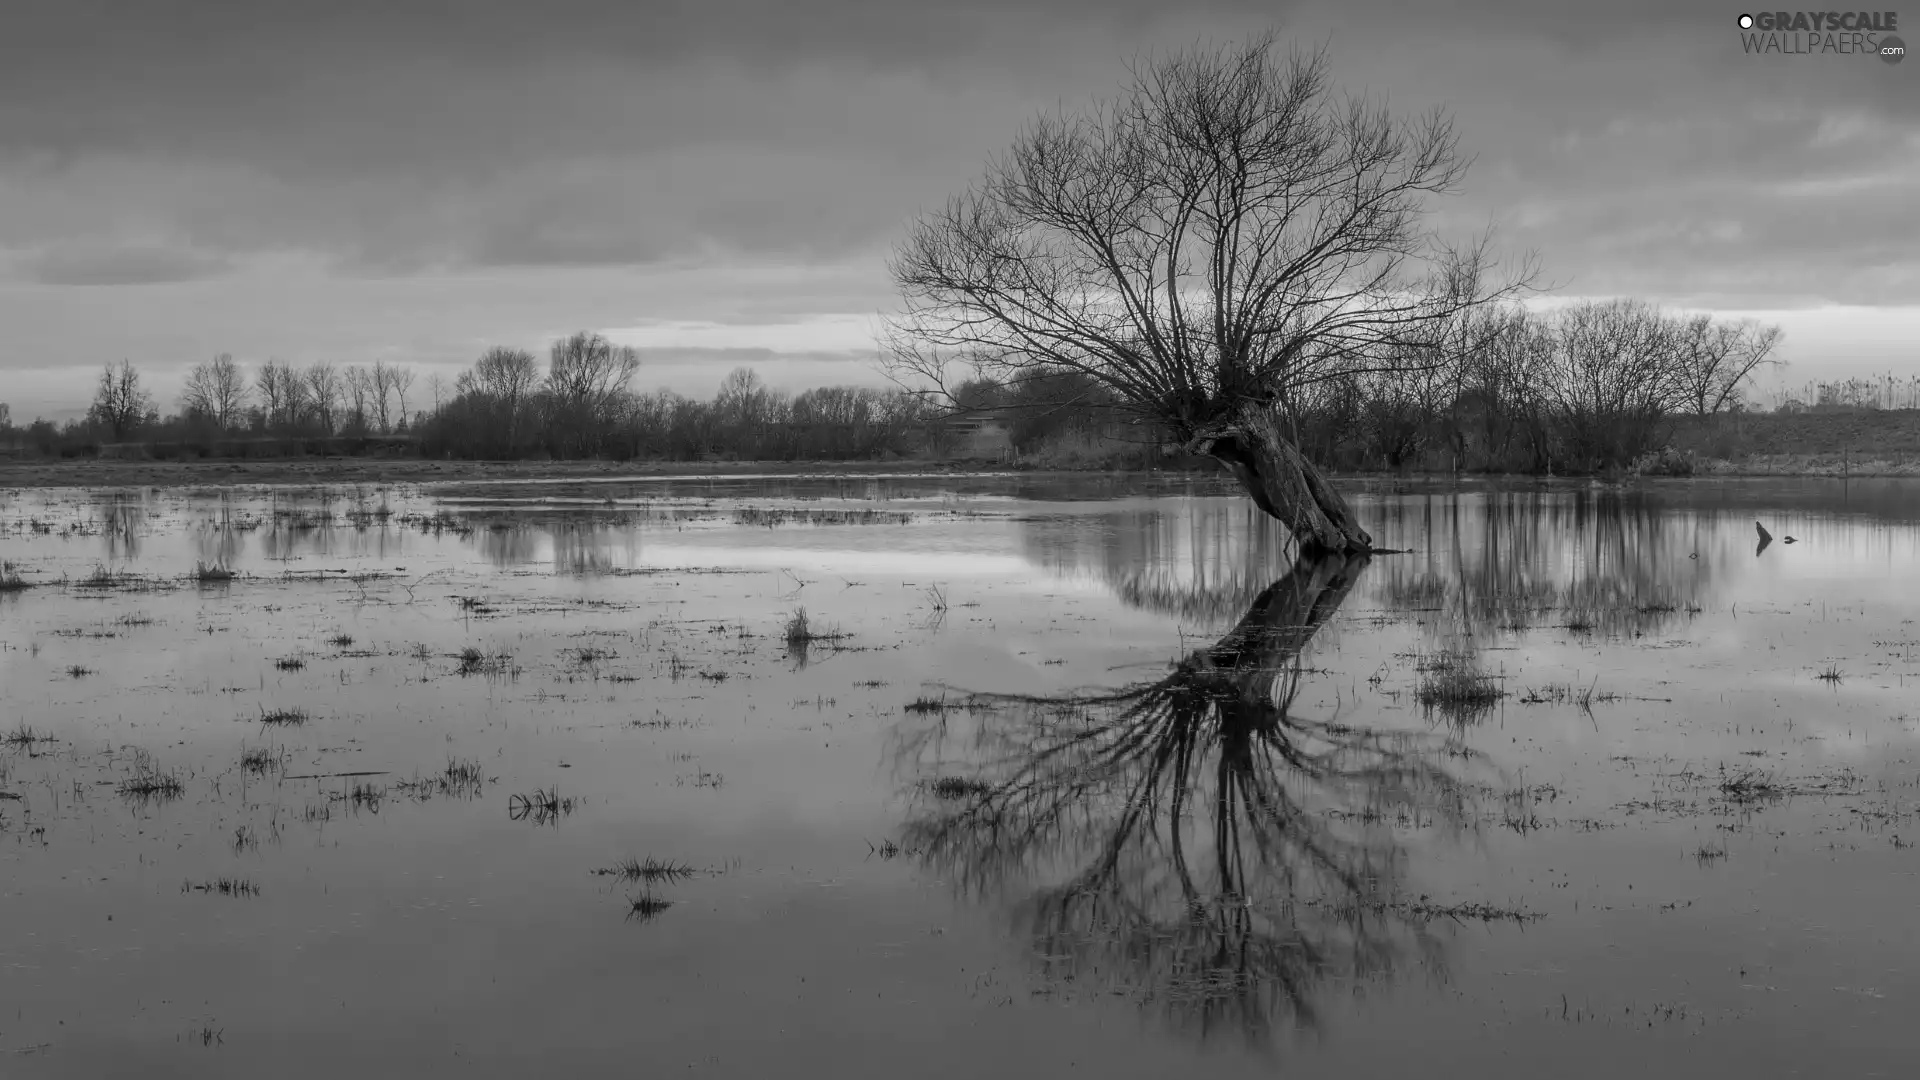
[1783,536,1797,544]
[1689,552,1698,559]
[1756,521,1772,543]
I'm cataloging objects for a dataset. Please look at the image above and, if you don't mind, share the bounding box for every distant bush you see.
[1632,447,1696,477]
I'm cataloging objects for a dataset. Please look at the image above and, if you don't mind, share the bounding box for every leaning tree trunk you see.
[1186,403,1373,555]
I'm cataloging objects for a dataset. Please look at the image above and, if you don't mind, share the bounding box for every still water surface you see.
[2,474,1918,1077]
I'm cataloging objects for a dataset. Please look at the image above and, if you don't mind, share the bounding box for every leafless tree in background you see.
[1672,316,1784,417]
[181,353,250,431]
[544,332,640,456]
[304,362,342,435]
[459,346,542,452]
[254,359,309,432]
[344,366,373,433]
[390,365,416,429]
[888,33,1533,554]
[370,361,396,433]
[89,360,153,439]
[426,373,448,413]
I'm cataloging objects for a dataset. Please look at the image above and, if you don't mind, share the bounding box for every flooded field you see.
[3,473,1919,1077]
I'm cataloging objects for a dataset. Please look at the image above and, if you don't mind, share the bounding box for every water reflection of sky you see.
[4,476,1920,1077]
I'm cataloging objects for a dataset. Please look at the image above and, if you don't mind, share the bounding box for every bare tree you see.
[343,366,373,433]
[304,362,342,435]
[426,372,448,413]
[1672,316,1784,417]
[180,353,249,430]
[390,365,416,429]
[370,361,395,433]
[544,332,640,455]
[887,34,1532,553]
[254,359,308,432]
[89,360,153,439]
[461,346,542,451]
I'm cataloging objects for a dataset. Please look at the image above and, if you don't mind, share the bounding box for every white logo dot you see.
[1738,14,1754,28]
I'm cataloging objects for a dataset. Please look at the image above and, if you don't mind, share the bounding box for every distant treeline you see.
[0,336,1149,465]
[0,299,1869,476]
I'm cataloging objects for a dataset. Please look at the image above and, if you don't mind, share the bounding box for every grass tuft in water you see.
[0,561,34,591]
[593,857,696,883]
[183,877,261,897]
[256,706,308,726]
[925,776,993,800]
[192,561,236,583]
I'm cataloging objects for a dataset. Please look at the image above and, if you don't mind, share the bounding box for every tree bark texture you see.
[1186,405,1374,555]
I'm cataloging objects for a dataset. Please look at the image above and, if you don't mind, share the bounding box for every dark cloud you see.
[0,0,1912,398]
[18,241,232,287]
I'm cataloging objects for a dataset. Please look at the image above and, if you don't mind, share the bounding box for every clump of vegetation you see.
[344,781,386,810]
[325,633,355,648]
[239,745,287,773]
[66,664,93,679]
[455,646,513,677]
[192,561,236,583]
[395,757,490,801]
[4,723,55,748]
[274,656,306,671]
[0,561,33,591]
[783,607,850,649]
[255,706,308,726]
[593,857,695,884]
[1416,664,1507,722]
[1717,769,1784,803]
[1815,662,1843,683]
[118,756,187,799]
[925,776,993,800]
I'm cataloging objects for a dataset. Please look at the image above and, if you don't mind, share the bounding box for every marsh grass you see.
[0,560,32,591]
[1416,664,1507,722]
[925,776,993,800]
[326,633,355,647]
[1309,895,1544,924]
[274,656,307,671]
[902,695,994,715]
[395,758,489,801]
[181,868,263,895]
[1716,769,1785,803]
[255,706,309,726]
[593,857,696,883]
[239,745,288,773]
[192,561,236,583]
[66,664,93,678]
[733,506,914,528]
[119,755,187,799]
[1816,662,1844,683]
[455,647,514,677]
[783,607,850,648]
[3,723,55,748]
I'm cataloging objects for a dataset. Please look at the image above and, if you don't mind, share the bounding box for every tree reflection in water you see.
[898,554,1506,1048]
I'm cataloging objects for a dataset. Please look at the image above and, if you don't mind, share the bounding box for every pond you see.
[2,474,1918,1077]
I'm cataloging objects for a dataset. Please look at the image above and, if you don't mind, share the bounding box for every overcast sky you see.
[1,0,1913,420]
